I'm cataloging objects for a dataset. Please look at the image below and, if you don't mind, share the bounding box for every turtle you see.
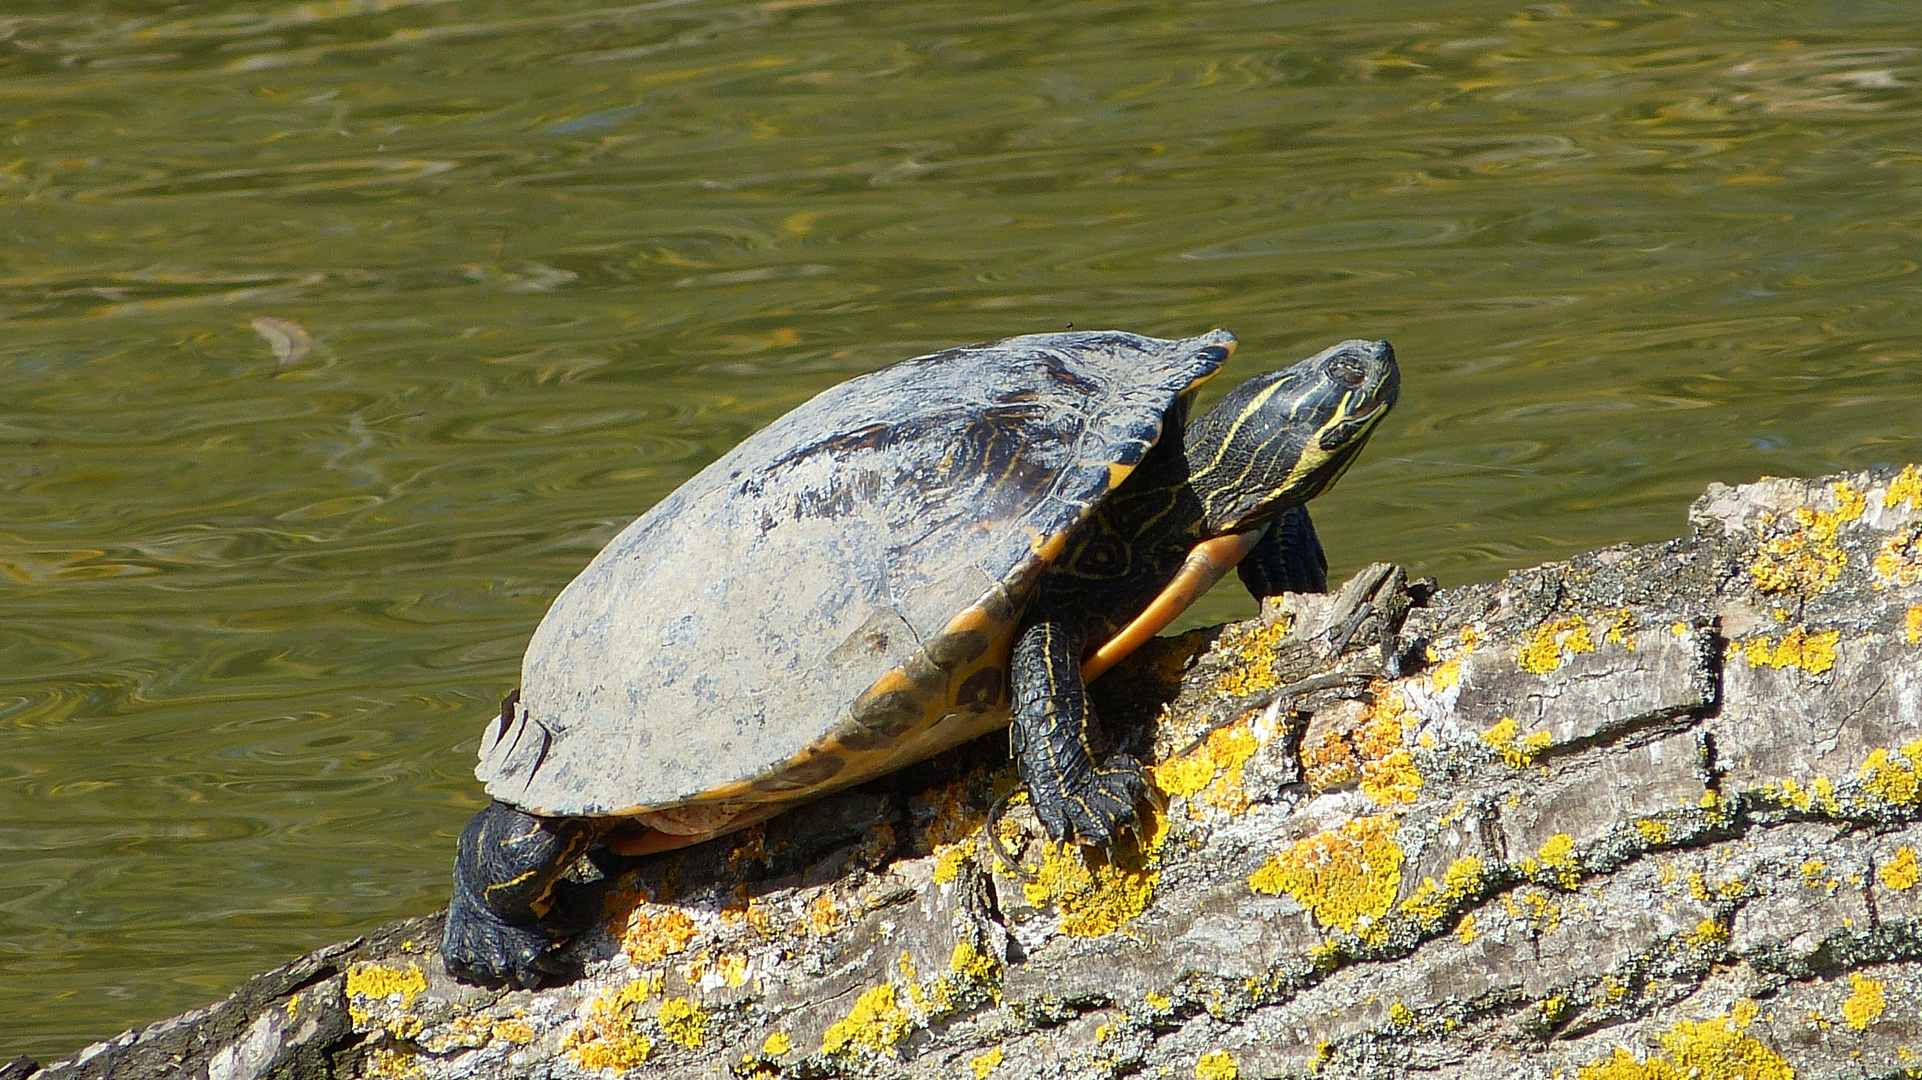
[443,329,1399,986]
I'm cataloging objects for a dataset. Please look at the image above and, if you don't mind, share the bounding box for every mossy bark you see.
[26,465,1922,1080]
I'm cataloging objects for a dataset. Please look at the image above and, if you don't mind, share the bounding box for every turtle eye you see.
[1326,355,1368,388]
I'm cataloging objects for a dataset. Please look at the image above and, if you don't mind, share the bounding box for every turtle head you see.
[1184,338,1399,535]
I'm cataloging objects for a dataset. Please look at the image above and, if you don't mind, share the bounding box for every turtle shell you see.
[476,329,1234,816]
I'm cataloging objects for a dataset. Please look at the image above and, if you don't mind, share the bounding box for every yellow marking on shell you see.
[1083,529,1265,681]
[683,777,757,803]
[715,600,1024,809]
[1031,528,1073,562]
[861,669,918,701]
[1107,460,1137,493]
[939,605,1005,639]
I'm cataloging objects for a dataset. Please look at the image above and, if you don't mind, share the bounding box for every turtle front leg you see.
[443,800,596,988]
[1237,505,1328,598]
[1009,617,1147,848]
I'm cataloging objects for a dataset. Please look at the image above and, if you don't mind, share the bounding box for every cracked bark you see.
[25,465,1922,1080]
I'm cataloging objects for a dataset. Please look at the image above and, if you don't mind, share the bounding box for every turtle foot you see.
[1033,752,1149,851]
[442,884,580,989]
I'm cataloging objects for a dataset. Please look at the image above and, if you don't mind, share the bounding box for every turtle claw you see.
[443,888,577,989]
[1030,753,1149,852]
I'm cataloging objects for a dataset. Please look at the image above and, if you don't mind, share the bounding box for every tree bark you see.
[26,465,1922,1080]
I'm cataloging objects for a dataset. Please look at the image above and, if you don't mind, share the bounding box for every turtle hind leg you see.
[443,800,595,988]
[1009,617,1147,849]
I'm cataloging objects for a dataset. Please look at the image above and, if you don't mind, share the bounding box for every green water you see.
[4,0,1918,1059]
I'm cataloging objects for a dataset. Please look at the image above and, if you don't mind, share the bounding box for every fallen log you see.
[23,465,1922,1080]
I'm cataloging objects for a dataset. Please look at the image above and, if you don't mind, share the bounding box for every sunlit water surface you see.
[3,0,1919,1058]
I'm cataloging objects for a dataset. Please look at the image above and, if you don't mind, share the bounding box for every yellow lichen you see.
[492,1018,535,1044]
[1861,739,1922,806]
[1603,608,1636,647]
[1635,819,1670,845]
[1518,616,1595,674]
[364,1048,420,1078]
[1153,715,1265,814]
[1836,479,1868,520]
[1196,1049,1239,1079]
[1885,463,1922,510]
[345,962,426,1007]
[566,979,660,1072]
[1301,690,1422,804]
[623,907,699,963]
[971,1046,1005,1077]
[1879,845,1919,891]
[821,984,910,1057]
[1200,725,1261,813]
[1801,859,1836,891]
[1540,995,1567,1022]
[1248,816,1403,935]
[950,940,1001,984]
[1022,801,1168,936]
[570,1034,651,1072]
[1397,856,1486,926]
[1575,1011,1792,1080]
[1843,974,1886,1030]
[762,1032,791,1057]
[1873,526,1922,587]
[1749,486,1863,595]
[932,841,973,884]
[1534,834,1581,889]
[656,997,706,1048]
[1481,717,1553,767]
[716,952,749,987]
[1154,754,1217,799]
[1908,604,1922,646]
[807,892,842,935]
[1145,991,1172,1011]
[1359,748,1424,806]
[1213,618,1292,696]
[1456,912,1478,944]
[1686,919,1730,947]
[1729,626,1841,674]
[1388,1001,1416,1026]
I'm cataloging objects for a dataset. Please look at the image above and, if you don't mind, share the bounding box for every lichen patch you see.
[1574,1009,1791,1080]
[1195,1049,1239,1079]
[1872,524,1922,586]
[1300,689,1422,805]
[1247,815,1403,936]
[1747,480,1865,596]
[345,962,426,1007]
[1879,845,1919,891]
[1517,615,1595,674]
[1021,799,1169,936]
[1860,739,1922,807]
[821,984,910,1057]
[1480,716,1552,767]
[1727,626,1841,674]
[1885,463,1922,511]
[1842,974,1887,1031]
[621,905,700,963]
